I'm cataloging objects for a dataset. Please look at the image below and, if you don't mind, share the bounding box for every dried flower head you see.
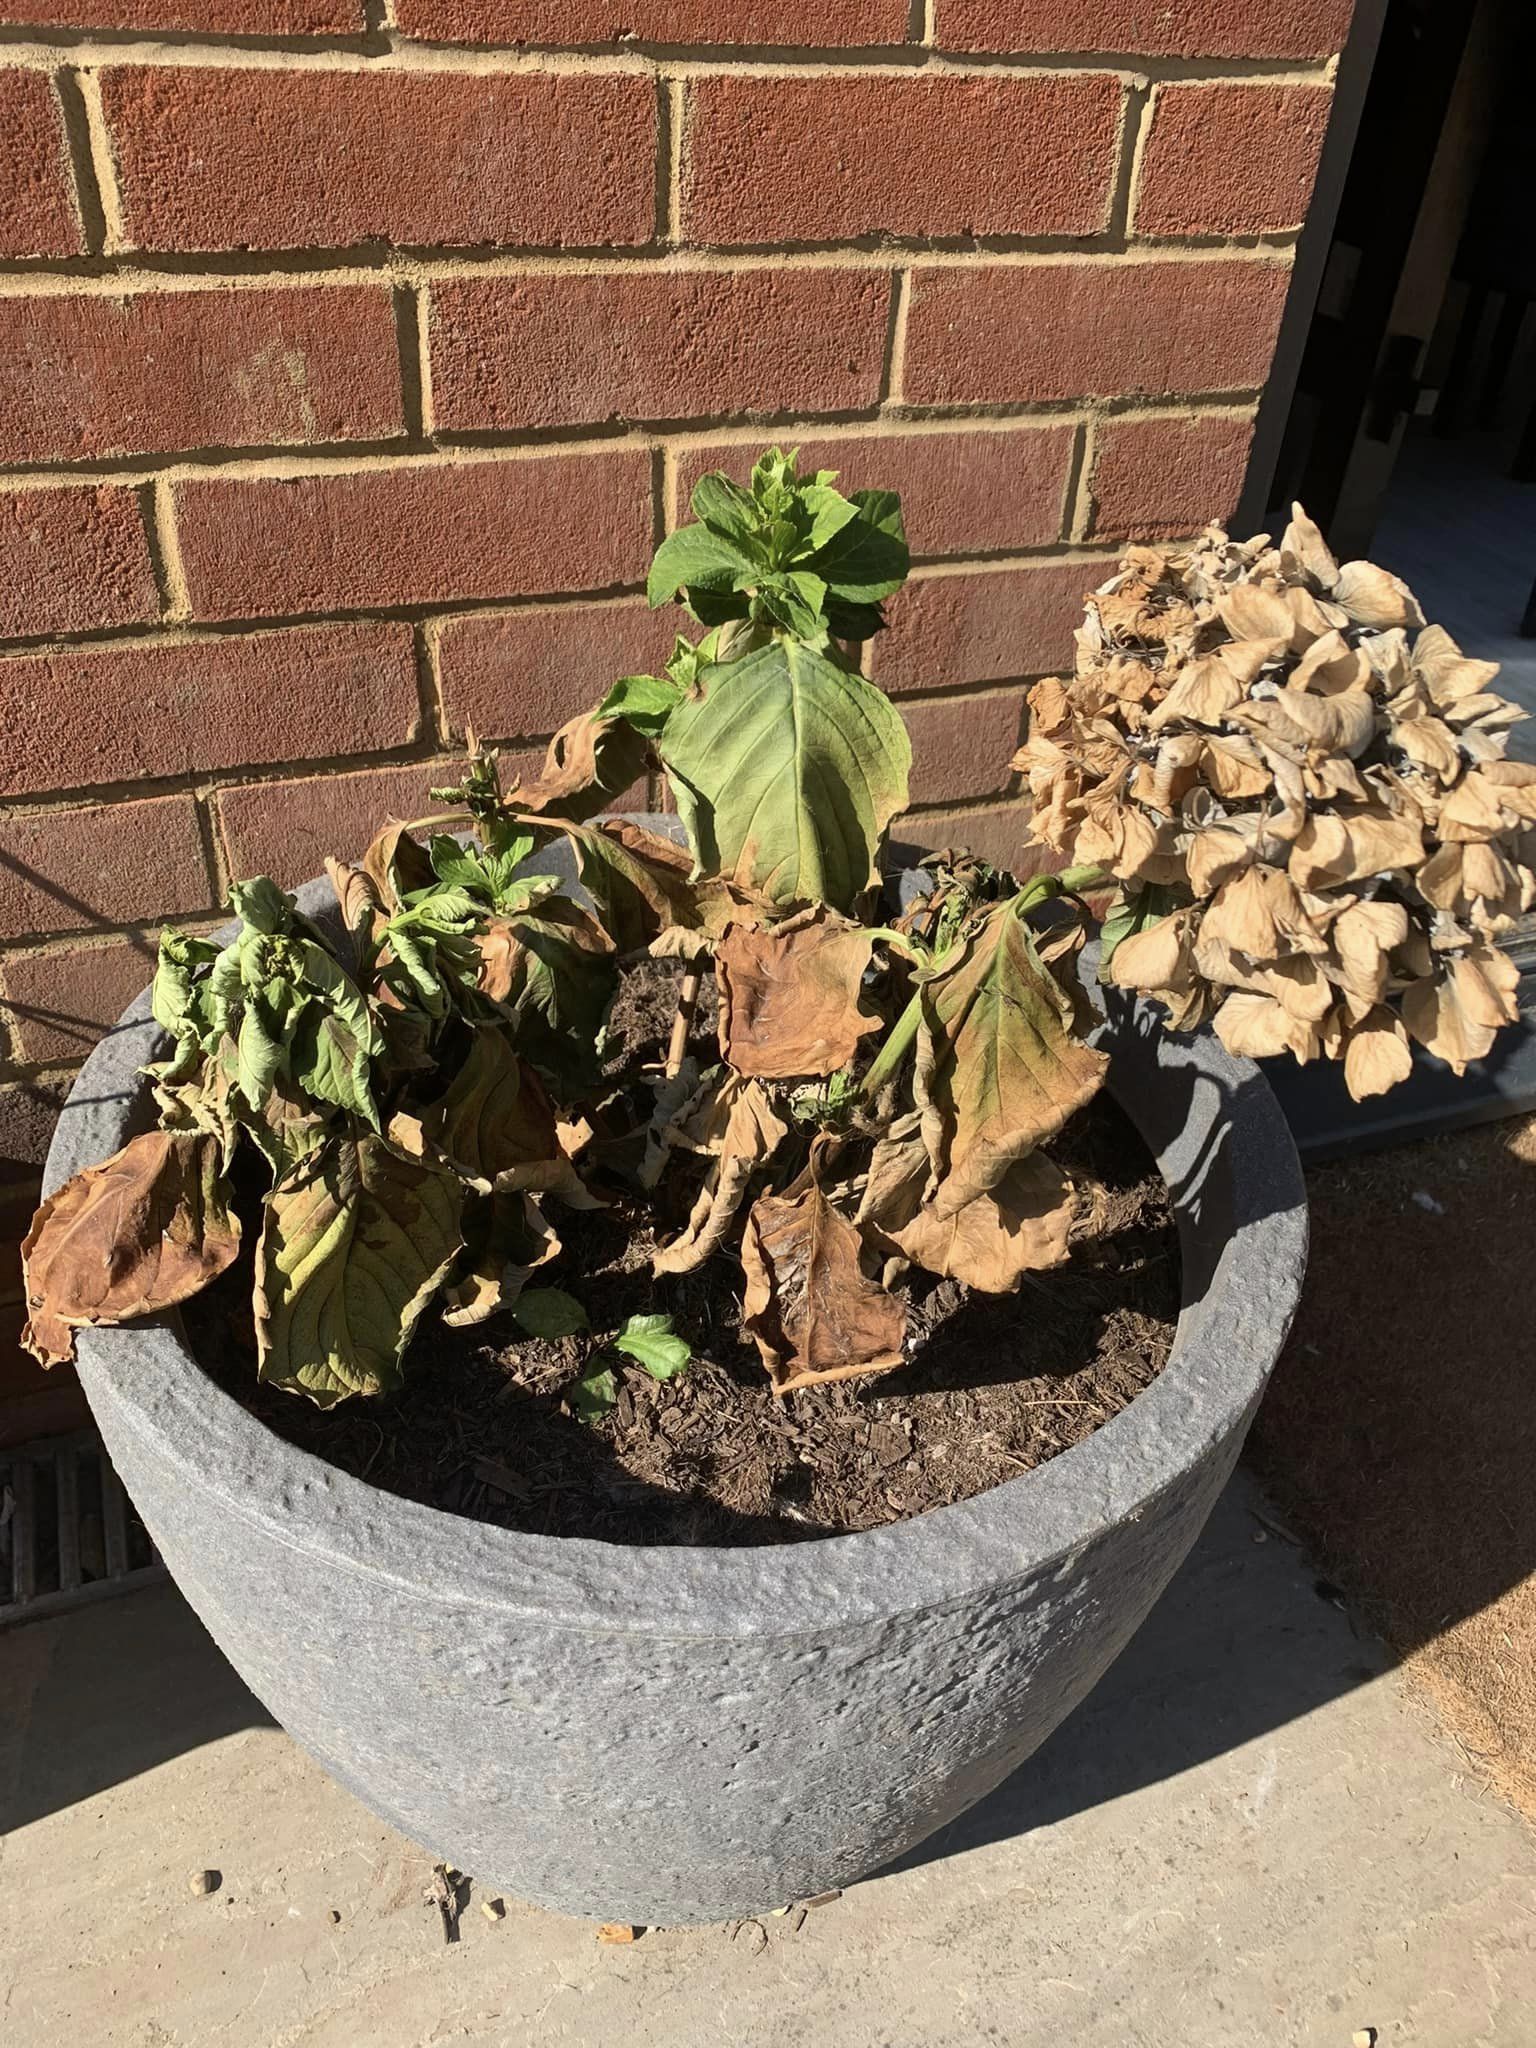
[1014,507,1534,1098]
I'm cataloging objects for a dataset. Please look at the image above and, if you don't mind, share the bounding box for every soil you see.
[187,959,1181,1548]
[1248,1111,1536,1822]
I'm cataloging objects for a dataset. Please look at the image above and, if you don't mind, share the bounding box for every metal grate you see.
[0,1429,164,1628]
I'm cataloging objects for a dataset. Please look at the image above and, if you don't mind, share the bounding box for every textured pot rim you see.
[45,879,1307,1644]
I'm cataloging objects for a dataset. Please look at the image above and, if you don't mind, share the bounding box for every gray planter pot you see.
[43,870,1307,1927]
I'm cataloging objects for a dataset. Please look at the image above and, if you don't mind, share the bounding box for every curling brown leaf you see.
[741,1178,906,1393]
[514,712,650,824]
[715,906,881,1079]
[857,1112,1073,1292]
[651,1076,791,1275]
[22,1131,241,1367]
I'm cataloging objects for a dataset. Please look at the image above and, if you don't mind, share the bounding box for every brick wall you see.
[0,0,1353,1428]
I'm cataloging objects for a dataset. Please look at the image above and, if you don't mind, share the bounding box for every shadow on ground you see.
[0,1476,1383,1854]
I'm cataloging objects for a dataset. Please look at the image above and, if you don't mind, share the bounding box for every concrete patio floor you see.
[3,1474,1535,2048]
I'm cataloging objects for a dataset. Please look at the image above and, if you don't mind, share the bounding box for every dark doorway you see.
[1255,0,1536,745]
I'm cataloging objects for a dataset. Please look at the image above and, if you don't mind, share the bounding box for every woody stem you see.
[666,964,704,1079]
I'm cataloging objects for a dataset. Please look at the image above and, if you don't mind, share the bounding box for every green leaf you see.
[659,637,910,912]
[797,483,860,554]
[568,1363,617,1420]
[1099,883,1181,975]
[611,1312,693,1381]
[293,1007,379,1126]
[150,931,220,1045]
[690,471,761,543]
[915,896,1108,1219]
[647,524,754,609]
[255,1134,465,1407]
[482,900,617,1093]
[806,489,909,604]
[597,671,685,737]
[228,876,294,937]
[511,1286,589,1338]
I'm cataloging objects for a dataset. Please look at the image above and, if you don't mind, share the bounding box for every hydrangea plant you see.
[22,455,1532,1414]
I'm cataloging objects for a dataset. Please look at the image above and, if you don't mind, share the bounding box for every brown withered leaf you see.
[915,895,1107,1219]
[22,1131,241,1367]
[1287,809,1426,889]
[441,1191,560,1327]
[421,1026,559,1189]
[543,817,700,954]
[1332,560,1424,630]
[857,1112,1073,1292]
[325,857,384,941]
[652,1077,791,1276]
[1402,945,1521,1075]
[715,907,881,1080]
[1342,1006,1414,1102]
[741,1178,906,1393]
[514,712,650,824]
[362,819,435,914]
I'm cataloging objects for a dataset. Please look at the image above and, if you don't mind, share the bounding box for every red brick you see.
[1,934,159,1064]
[1088,414,1254,540]
[101,67,655,256]
[0,796,212,941]
[435,599,680,745]
[900,688,1024,806]
[676,425,1074,558]
[935,0,1354,58]
[0,623,420,799]
[869,562,1098,694]
[396,0,905,44]
[0,0,362,28]
[902,260,1292,408]
[893,798,1057,880]
[0,486,158,641]
[213,756,541,888]
[0,1074,69,1186]
[0,69,81,260]
[681,73,1123,245]
[176,451,652,620]
[0,286,404,467]
[429,269,890,433]
[1136,84,1332,238]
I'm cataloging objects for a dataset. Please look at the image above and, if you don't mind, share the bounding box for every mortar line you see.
[0,239,1301,293]
[391,280,431,445]
[881,269,911,406]
[52,69,108,256]
[1105,76,1152,242]
[0,392,1266,491]
[0,33,1342,85]
[1062,420,1092,544]
[148,478,191,619]
[70,67,127,254]
[664,76,687,242]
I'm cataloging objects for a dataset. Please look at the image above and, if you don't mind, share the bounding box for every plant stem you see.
[853,866,1113,1107]
[857,986,924,1105]
[666,963,703,1078]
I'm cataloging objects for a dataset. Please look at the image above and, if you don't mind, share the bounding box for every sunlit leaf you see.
[915,894,1108,1217]
[255,1134,464,1407]
[659,637,910,912]
[740,1178,907,1394]
[715,905,880,1078]
[611,1311,692,1380]
[22,1131,241,1367]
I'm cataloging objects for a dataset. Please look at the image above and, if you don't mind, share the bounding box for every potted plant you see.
[24,453,1532,1924]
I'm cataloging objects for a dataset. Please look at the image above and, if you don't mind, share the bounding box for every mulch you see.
[188,1086,1181,1547]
